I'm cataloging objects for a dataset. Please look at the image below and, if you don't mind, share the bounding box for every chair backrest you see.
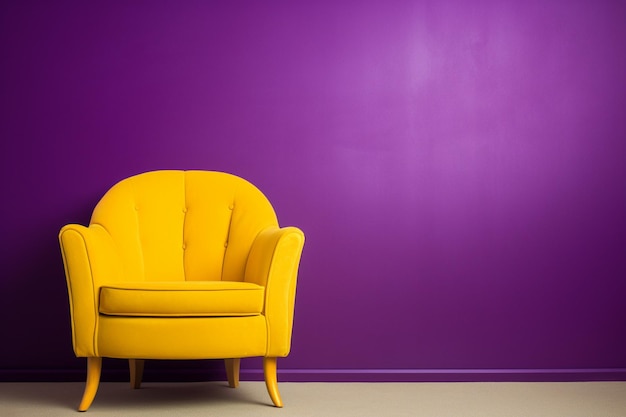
[90,170,278,282]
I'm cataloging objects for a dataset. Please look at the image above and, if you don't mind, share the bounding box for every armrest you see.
[244,226,305,357]
[59,224,122,357]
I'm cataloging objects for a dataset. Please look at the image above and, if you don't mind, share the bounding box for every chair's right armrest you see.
[244,226,305,357]
[59,224,122,357]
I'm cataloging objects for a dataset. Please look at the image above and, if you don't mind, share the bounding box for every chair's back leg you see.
[129,359,145,389]
[78,357,102,411]
[225,358,241,388]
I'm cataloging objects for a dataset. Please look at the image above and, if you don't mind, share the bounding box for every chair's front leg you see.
[263,357,283,408]
[129,359,145,389]
[78,357,102,412]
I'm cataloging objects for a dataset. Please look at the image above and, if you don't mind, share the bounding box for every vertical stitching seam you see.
[129,179,145,281]
[221,191,236,281]
[183,171,188,281]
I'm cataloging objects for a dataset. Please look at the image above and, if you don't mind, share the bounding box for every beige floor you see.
[1,381,625,416]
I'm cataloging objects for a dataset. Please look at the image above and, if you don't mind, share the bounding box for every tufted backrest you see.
[90,170,278,282]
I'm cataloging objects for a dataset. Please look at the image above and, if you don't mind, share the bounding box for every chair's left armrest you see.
[244,226,305,357]
[59,224,122,357]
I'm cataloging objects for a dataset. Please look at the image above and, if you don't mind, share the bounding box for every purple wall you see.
[1,0,625,381]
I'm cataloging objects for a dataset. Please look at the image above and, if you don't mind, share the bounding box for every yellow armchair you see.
[59,170,305,411]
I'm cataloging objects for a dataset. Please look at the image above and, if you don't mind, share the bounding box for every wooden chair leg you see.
[78,357,102,412]
[129,359,145,389]
[224,358,240,388]
[263,357,283,408]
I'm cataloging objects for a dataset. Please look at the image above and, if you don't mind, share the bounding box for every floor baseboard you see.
[2,367,625,383]
[263,368,626,382]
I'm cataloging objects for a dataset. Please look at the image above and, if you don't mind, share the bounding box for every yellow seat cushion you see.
[99,281,265,317]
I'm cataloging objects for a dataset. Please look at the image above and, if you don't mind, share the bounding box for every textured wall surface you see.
[1,0,625,381]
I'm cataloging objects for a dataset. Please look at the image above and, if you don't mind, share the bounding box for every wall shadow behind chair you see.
[58,170,305,411]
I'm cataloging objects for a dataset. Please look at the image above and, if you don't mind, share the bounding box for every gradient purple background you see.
[1,0,625,381]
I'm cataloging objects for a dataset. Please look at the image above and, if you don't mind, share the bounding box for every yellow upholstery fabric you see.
[99,281,264,317]
[87,170,280,283]
[59,169,304,360]
[97,316,268,359]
